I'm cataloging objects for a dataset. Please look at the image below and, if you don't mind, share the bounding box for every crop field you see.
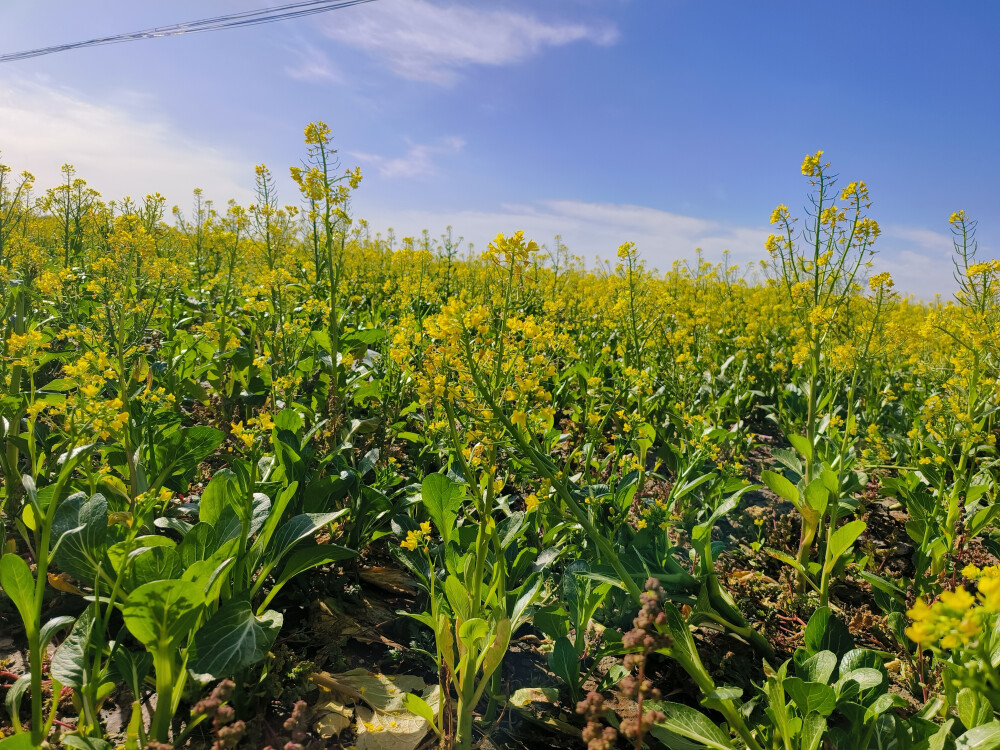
[2,130,1000,750]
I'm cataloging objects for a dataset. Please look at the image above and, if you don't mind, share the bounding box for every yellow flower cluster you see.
[907,567,1000,651]
[400,521,432,551]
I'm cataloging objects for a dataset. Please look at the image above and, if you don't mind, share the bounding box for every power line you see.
[0,0,375,64]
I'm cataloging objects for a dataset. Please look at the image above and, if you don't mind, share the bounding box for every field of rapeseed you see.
[3,127,1000,750]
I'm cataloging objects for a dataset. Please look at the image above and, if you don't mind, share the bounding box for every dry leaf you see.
[311,669,439,750]
[313,694,354,738]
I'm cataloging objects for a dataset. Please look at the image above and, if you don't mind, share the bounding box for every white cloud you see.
[318,0,619,84]
[351,136,465,178]
[353,198,966,299]
[352,198,770,273]
[285,42,343,84]
[0,77,250,206]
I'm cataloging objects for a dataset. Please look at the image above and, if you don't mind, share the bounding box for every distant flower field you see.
[2,130,1000,749]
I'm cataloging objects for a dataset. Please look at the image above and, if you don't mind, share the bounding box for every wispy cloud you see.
[285,42,343,84]
[352,198,770,271]
[351,136,465,178]
[318,0,619,84]
[0,77,250,205]
[351,198,966,299]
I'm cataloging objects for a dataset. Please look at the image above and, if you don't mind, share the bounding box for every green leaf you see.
[804,606,854,657]
[50,608,96,689]
[198,469,240,526]
[549,636,579,690]
[190,598,282,678]
[804,479,829,515]
[4,674,30,733]
[131,545,182,588]
[956,722,1000,750]
[0,733,37,749]
[787,434,812,461]
[252,481,299,557]
[154,426,225,490]
[959,687,994,731]
[112,648,152,700]
[52,493,108,583]
[783,677,836,717]
[824,520,866,574]
[260,542,356,609]
[106,535,175,579]
[761,470,799,505]
[443,575,471,621]
[800,713,826,750]
[39,615,75,652]
[693,495,741,544]
[266,511,345,569]
[647,702,735,750]
[479,618,511,680]
[458,618,489,643]
[60,735,112,749]
[0,554,35,632]
[421,473,465,546]
[404,692,439,733]
[838,668,884,693]
[798,650,837,685]
[179,522,218,567]
[122,579,203,650]
[865,693,907,723]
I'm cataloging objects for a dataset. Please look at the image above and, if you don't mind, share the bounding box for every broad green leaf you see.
[0,554,35,632]
[266,511,345,569]
[865,693,907,723]
[0,732,36,749]
[458,618,489,643]
[647,701,735,750]
[838,668,884,693]
[421,473,464,546]
[106,535,175,577]
[805,606,854,657]
[761,470,798,505]
[804,479,829,515]
[39,615,75,652]
[50,607,96,689]
[122,579,203,650]
[824,520,866,574]
[798,650,837,685]
[154,426,225,490]
[703,686,743,706]
[787,434,812,461]
[549,636,579,689]
[783,677,836,717]
[112,648,152,700]
[179,522,218,567]
[259,542,357,609]
[131,545,183,588]
[52,493,108,583]
[198,469,239,526]
[253,481,299,556]
[800,713,826,750]
[479,618,511,680]
[404,692,438,732]
[191,598,282,678]
[443,575,471,621]
[956,722,1000,750]
[959,687,994,731]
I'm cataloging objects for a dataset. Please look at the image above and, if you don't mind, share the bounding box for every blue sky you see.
[1,1,998,298]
